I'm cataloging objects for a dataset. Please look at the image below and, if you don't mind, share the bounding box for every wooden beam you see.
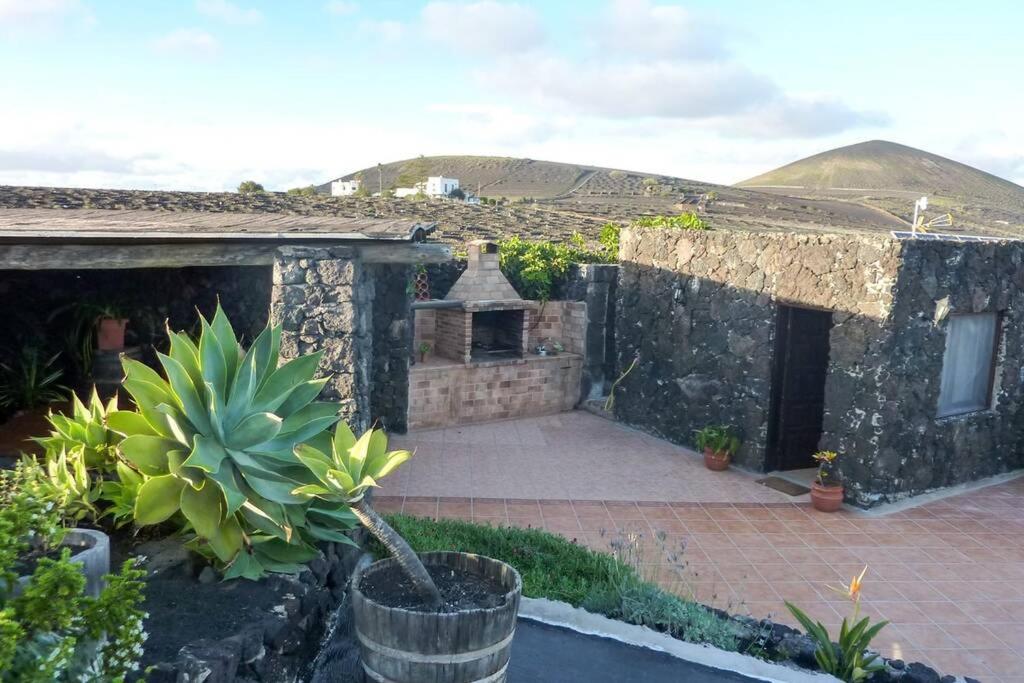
[0,242,452,270]
[357,243,451,264]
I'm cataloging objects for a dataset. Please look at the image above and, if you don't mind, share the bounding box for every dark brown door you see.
[766,305,832,471]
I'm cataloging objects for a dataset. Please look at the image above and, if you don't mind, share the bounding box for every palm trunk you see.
[352,499,443,609]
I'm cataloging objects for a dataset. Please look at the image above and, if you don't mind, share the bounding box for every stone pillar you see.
[270,246,372,433]
[566,263,619,401]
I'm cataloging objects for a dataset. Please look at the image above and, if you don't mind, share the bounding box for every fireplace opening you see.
[471,309,524,361]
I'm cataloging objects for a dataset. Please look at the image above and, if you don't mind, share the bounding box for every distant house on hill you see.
[330,179,361,196]
[395,176,461,199]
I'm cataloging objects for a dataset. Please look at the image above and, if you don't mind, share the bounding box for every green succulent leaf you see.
[107,409,157,436]
[227,412,283,450]
[183,434,228,474]
[180,480,226,539]
[119,435,176,476]
[134,474,186,524]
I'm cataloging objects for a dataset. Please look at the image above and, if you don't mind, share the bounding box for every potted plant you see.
[95,305,129,351]
[694,425,740,471]
[810,450,844,512]
[294,424,523,683]
[418,341,431,363]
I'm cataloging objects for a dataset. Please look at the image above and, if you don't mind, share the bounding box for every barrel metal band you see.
[362,660,509,683]
[356,628,515,665]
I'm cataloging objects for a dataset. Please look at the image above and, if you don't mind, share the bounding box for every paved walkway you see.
[384,412,1024,682]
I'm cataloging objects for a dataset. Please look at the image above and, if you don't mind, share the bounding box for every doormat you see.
[756,476,810,496]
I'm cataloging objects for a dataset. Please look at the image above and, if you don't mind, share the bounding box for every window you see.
[937,312,1000,417]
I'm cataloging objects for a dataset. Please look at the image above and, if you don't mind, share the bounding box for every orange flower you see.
[827,565,868,602]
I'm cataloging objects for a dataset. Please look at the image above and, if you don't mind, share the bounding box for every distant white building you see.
[425,176,459,197]
[331,179,361,196]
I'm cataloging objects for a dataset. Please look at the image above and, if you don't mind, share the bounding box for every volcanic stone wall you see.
[367,264,414,433]
[271,246,372,432]
[614,228,901,499]
[863,239,1024,504]
[616,227,1024,505]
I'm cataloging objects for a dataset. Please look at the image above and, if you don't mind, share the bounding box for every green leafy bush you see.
[112,305,356,578]
[0,465,147,682]
[498,232,615,301]
[631,212,709,230]
[33,451,103,523]
[237,180,264,194]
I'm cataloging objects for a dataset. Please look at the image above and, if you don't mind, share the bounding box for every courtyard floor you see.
[384,411,1024,682]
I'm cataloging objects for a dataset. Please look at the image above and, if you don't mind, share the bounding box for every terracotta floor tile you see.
[394,413,1024,681]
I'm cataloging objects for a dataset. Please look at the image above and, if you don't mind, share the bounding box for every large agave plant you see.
[111,305,357,578]
[34,388,121,472]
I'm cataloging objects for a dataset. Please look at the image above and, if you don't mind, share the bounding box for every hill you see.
[738,140,1024,236]
[319,155,709,200]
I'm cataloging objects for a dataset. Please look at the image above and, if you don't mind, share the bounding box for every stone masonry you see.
[270,246,372,433]
[615,227,1024,506]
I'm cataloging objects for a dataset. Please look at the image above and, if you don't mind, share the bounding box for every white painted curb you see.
[518,597,840,683]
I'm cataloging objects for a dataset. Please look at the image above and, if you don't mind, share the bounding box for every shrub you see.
[111,305,357,578]
[498,232,614,301]
[0,465,147,682]
[286,185,318,197]
[237,180,264,194]
[631,213,709,230]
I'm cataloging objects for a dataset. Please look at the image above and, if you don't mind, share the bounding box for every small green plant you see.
[694,425,740,456]
[812,450,841,486]
[418,341,431,360]
[294,422,442,606]
[35,450,103,523]
[237,180,265,194]
[34,389,122,472]
[0,348,69,410]
[785,567,888,682]
[631,213,709,230]
[286,185,318,197]
[598,222,621,260]
[100,462,145,529]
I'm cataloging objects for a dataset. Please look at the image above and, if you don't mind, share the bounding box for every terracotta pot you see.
[703,447,730,471]
[810,482,844,512]
[96,318,128,351]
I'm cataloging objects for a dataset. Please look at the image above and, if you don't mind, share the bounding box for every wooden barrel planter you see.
[352,551,522,683]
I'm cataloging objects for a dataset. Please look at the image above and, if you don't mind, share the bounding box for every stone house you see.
[615,226,1024,507]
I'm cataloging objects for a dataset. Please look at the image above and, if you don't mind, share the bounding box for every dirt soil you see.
[139,560,283,668]
[360,563,506,613]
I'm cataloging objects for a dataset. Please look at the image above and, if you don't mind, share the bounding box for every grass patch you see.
[376,514,741,651]
[379,514,625,606]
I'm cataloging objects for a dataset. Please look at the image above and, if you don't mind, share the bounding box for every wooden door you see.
[767,306,833,471]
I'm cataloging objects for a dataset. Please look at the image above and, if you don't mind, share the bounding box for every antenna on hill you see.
[910,196,954,236]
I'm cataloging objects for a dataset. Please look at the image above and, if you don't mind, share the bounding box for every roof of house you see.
[0,208,434,244]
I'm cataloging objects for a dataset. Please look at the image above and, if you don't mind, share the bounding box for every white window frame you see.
[936,312,1001,418]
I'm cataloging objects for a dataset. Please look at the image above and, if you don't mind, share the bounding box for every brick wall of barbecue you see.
[408,356,583,429]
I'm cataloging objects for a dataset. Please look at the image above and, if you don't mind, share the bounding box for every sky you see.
[0,0,1022,191]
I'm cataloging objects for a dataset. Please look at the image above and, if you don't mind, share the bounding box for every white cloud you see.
[152,28,219,57]
[196,0,262,25]
[325,1,358,16]
[422,1,544,56]
[594,0,725,60]
[0,0,91,31]
[428,103,573,145]
[358,19,404,43]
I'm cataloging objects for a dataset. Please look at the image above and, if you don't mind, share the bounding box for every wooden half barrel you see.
[352,552,522,683]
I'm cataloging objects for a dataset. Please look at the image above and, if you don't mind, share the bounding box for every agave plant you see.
[34,389,121,472]
[111,305,357,578]
[100,462,145,529]
[295,423,442,607]
[32,449,102,523]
